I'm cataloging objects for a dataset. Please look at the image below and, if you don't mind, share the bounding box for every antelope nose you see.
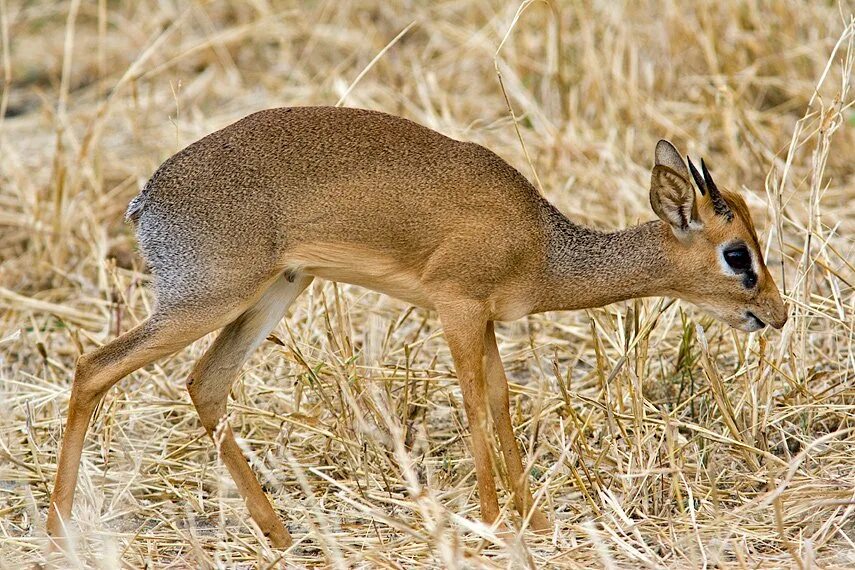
[770,303,789,329]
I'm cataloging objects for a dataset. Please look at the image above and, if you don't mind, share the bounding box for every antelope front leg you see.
[484,322,550,531]
[438,303,501,526]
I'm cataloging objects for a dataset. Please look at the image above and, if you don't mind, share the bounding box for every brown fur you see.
[47,107,787,549]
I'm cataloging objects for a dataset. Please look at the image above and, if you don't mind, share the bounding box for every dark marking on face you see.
[723,242,757,289]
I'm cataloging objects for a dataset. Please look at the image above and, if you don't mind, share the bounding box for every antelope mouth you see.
[745,311,767,331]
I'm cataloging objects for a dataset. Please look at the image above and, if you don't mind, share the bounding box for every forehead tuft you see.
[720,188,761,249]
[699,186,762,250]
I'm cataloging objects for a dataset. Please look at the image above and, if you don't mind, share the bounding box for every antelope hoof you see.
[46,517,70,554]
[266,524,293,549]
[46,533,71,557]
[527,509,551,534]
[492,520,515,540]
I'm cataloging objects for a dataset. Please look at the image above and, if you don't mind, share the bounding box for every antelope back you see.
[127,107,549,310]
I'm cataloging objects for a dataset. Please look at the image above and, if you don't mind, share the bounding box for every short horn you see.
[701,158,733,221]
[686,156,706,196]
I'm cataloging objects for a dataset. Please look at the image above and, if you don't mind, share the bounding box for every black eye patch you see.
[723,244,757,288]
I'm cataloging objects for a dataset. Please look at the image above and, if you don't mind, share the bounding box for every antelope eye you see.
[723,245,751,271]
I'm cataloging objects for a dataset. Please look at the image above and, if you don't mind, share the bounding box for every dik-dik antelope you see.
[47,107,787,548]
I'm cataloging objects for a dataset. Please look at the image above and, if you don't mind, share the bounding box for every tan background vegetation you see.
[1,1,853,567]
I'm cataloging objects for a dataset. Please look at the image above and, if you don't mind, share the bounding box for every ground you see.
[1,1,854,568]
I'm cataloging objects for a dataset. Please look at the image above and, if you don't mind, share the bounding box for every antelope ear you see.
[650,165,700,237]
[655,140,690,181]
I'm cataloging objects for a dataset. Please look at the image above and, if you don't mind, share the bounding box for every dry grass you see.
[1,1,854,568]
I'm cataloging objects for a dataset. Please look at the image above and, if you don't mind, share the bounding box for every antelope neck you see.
[536,205,676,313]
